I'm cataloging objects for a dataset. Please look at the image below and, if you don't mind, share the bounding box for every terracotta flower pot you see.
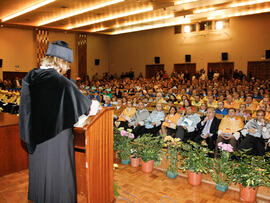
[240,185,258,203]
[130,157,140,167]
[187,170,202,186]
[141,160,154,173]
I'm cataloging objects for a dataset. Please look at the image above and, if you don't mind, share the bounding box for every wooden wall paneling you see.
[247,61,270,80]
[35,29,50,67]
[208,62,234,79]
[145,64,164,78]
[77,33,87,80]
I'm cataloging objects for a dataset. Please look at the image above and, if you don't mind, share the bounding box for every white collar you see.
[40,65,54,69]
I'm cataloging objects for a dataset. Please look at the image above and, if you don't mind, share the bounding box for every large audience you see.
[0,69,270,156]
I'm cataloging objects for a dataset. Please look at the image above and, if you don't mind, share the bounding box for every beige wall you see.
[87,35,109,80]
[108,13,270,76]
[1,13,270,80]
[0,27,36,79]
[0,28,109,80]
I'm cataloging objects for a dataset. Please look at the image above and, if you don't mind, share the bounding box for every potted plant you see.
[113,127,122,162]
[130,143,140,167]
[164,136,181,178]
[230,151,270,202]
[209,142,234,192]
[117,128,134,165]
[133,134,164,173]
[179,141,211,186]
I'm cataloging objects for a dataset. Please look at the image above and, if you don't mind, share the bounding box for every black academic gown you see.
[19,68,91,203]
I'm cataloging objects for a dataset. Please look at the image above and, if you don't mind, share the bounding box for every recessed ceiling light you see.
[38,0,125,26]
[2,0,56,22]
[110,18,191,35]
[67,6,153,29]
[175,0,197,5]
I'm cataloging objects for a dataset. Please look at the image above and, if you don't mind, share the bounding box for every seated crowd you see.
[83,70,270,156]
[0,77,22,114]
[0,70,270,156]
[0,89,20,114]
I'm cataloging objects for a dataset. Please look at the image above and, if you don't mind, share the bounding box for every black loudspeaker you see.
[94,59,100,65]
[185,54,191,62]
[0,59,2,68]
[154,56,160,64]
[266,50,270,59]
[221,52,228,61]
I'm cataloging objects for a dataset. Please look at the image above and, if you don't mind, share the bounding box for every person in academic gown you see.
[19,41,92,203]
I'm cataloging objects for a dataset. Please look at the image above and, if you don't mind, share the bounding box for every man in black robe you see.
[19,41,91,203]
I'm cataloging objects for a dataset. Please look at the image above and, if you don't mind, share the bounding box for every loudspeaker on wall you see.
[266,50,270,59]
[0,59,2,68]
[185,54,191,62]
[221,52,228,61]
[95,59,100,65]
[154,56,160,64]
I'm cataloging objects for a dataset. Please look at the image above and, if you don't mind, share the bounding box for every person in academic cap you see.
[19,40,92,203]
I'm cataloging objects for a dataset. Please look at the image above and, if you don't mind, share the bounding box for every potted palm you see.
[209,142,234,192]
[231,151,270,203]
[164,136,181,178]
[179,141,211,186]
[133,134,164,173]
[117,128,134,165]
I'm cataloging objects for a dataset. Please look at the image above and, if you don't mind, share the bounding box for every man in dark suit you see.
[194,107,221,151]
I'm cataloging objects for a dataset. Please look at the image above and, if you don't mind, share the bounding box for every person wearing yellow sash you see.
[161,106,181,136]
[224,94,240,109]
[233,92,244,104]
[115,100,136,128]
[215,108,244,153]
[191,95,203,108]
[206,95,218,108]
[252,103,270,121]
[245,95,258,111]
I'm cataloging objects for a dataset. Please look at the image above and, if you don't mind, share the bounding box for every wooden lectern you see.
[74,107,114,203]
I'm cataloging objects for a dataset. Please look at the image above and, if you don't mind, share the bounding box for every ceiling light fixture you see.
[38,0,125,26]
[2,0,55,22]
[90,27,107,32]
[230,0,270,8]
[122,14,175,26]
[110,18,191,35]
[194,7,215,13]
[89,14,174,32]
[67,6,153,29]
[208,7,270,19]
[175,0,198,5]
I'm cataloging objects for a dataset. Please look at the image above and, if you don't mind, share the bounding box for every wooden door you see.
[208,62,234,79]
[174,63,196,79]
[247,61,270,80]
[145,64,164,79]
